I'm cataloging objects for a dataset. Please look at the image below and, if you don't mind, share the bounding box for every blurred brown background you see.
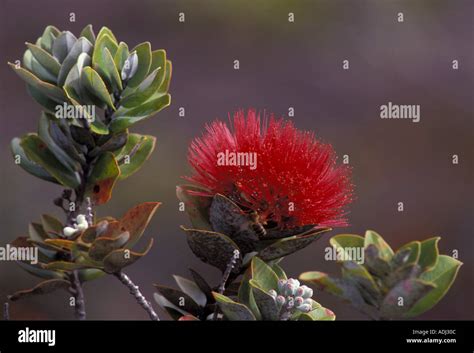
[0,0,472,320]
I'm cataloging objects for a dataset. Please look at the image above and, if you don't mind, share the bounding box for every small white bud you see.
[297,303,312,313]
[63,226,78,237]
[268,289,277,299]
[76,214,86,224]
[76,222,88,231]
[300,285,313,299]
[303,298,312,306]
[277,279,286,292]
[284,283,297,296]
[295,287,305,297]
[276,295,286,306]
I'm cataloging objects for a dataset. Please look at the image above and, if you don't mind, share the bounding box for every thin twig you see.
[114,271,159,321]
[85,197,94,226]
[213,250,240,320]
[69,271,86,320]
[4,302,9,321]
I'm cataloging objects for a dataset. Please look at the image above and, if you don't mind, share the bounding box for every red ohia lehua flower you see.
[185,109,354,230]
[180,109,354,273]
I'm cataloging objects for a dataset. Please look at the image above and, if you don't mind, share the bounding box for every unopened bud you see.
[121,51,138,81]
[287,278,300,288]
[284,283,297,296]
[296,303,312,313]
[268,289,277,299]
[294,296,304,306]
[276,295,286,306]
[295,287,305,297]
[63,226,78,237]
[277,279,286,292]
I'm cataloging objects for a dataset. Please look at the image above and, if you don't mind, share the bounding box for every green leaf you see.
[271,263,288,280]
[299,306,336,321]
[39,26,60,53]
[173,275,207,307]
[63,84,109,135]
[126,42,151,87]
[157,60,172,94]
[407,255,462,317]
[189,269,214,303]
[154,284,201,314]
[330,234,365,252]
[9,62,66,102]
[237,269,261,320]
[150,49,166,72]
[341,261,381,306]
[78,268,104,282]
[181,226,242,273]
[96,47,123,92]
[299,271,345,297]
[250,257,279,292]
[57,37,93,86]
[23,49,56,83]
[380,279,435,319]
[418,237,440,272]
[26,43,61,77]
[213,292,256,321]
[88,232,130,261]
[38,112,81,172]
[119,202,161,248]
[20,134,81,188]
[17,261,64,280]
[41,214,63,236]
[209,194,259,252]
[110,94,170,132]
[79,24,96,44]
[81,66,115,109]
[26,83,58,113]
[85,151,120,205]
[120,66,165,108]
[394,241,420,268]
[258,228,330,262]
[115,134,156,179]
[29,222,49,243]
[96,27,118,44]
[92,32,118,79]
[8,279,70,301]
[94,132,128,157]
[45,261,86,271]
[11,137,57,183]
[52,31,77,63]
[364,244,392,278]
[250,280,279,320]
[364,230,394,261]
[102,238,153,273]
[114,42,129,71]
[176,184,213,230]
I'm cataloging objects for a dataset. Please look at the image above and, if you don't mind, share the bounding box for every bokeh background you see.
[0,0,472,320]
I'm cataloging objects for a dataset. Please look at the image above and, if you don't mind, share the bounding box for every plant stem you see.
[213,250,240,320]
[114,271,159,321]
[65,187,88,320]
[69,271,86,320]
